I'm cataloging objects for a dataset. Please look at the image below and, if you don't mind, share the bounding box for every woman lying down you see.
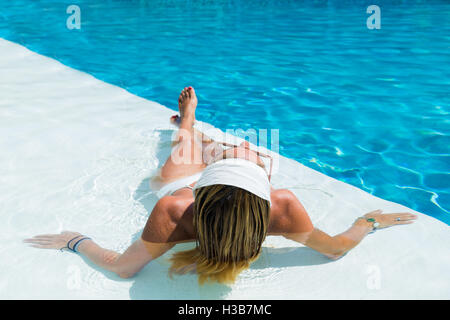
[25,87,417,284]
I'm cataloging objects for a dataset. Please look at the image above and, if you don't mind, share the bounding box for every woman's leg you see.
[157,87,212,185]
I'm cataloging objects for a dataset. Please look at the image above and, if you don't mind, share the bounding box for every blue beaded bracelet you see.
[72,237,92,253]
[60,235,83,252]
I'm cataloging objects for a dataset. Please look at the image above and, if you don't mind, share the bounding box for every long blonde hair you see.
[168,184,270,284]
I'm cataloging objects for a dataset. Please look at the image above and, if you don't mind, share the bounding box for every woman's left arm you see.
[297,210,418,259]
[278,190,418,259]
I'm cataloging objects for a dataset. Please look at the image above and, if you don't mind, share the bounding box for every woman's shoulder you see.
[141,196,195,243]
[268,189,313,235]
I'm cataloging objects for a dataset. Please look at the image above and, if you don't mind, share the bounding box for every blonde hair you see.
[168,184,270,285]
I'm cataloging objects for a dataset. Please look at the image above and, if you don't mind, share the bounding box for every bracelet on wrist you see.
[60,235,83,252]
[59,235,91,253]
[72,237,91,253]
[355,217,380,233]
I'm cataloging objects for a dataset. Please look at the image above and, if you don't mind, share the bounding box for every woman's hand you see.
[362,209,418,229]
[24,231,82,250]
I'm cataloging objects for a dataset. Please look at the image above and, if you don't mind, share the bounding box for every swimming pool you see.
[1,18,450,300]
[1,0,449,224]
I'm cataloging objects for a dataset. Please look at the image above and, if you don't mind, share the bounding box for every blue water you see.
[1,0,449,224]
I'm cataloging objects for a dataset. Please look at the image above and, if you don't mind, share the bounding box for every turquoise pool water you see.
[1,0,449,224]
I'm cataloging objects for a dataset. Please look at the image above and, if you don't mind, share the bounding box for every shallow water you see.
[0,0,448,223]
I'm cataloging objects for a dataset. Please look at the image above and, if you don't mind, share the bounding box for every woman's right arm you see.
[24,196,177,278]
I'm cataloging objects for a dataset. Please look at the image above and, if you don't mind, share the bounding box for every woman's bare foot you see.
[170,87,214,144]
[174,86,197,124]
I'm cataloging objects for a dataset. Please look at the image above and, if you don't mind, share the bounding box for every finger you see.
[23,238,48,243]
[24,239,54,245]
[390,213,418,221]
[399,214,418,221]
[387,212,416,217]
[29,244,59,249]
[24,238,54,244]
[29,235,58,240]
[393,220,415,225]
[29,234,58,239]
[394,217,417,223]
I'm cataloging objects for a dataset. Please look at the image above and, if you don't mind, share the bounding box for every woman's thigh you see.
[160,137,205,182]
[157,128,219,184]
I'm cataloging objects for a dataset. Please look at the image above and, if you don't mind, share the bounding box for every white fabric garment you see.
[193,158,272,204]
[156,172,202,198]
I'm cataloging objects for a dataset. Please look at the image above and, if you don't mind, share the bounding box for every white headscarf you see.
[193,158,272,205]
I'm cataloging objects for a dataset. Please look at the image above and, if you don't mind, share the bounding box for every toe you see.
[189,86,196,98]
[170,115,180,124]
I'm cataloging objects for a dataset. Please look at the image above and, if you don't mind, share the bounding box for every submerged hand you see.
[24,231,82,250]
[363,209,418,229]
